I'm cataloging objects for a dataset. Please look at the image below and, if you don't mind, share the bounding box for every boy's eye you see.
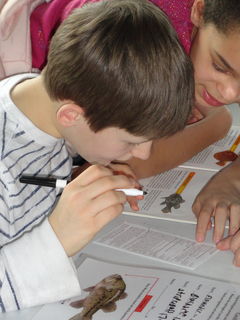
[129,142,141,147]
[213,62,226,73]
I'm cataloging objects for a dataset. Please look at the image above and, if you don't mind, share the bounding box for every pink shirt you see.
[150,0,194,54]
[31,0,194,69]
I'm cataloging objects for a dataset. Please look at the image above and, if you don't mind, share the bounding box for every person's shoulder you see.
[2,72,39,80]
[0,72,38,87]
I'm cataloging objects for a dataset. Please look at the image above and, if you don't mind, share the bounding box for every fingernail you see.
[196,235,204,242]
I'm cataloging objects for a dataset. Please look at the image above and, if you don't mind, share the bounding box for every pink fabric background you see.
[31,0,194,69]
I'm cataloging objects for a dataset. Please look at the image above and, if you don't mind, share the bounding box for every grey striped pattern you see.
[0,74,72,311]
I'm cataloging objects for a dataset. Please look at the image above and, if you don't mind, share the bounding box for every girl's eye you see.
[213,63,226,73]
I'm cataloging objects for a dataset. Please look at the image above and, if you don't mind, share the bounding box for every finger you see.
[81,174,136,200]
[127,196,141,211]
[229,231,240,253]
[75,203,125,248]
[229,203,240,236]
[195,205,214,242]
[94,203,124,230]
[109,163,141,188]
[192,198,201,217]
[213,203,229,243]
[71,164,113,187]
[69,166,135,199]
[217,232,240,252]
[86,190,127,216]
[216,235,232,250]
[125,194,144,211]
[109,162,137,179]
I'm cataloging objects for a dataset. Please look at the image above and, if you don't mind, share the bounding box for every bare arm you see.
[127,106,232,179]
[192,157,240,266]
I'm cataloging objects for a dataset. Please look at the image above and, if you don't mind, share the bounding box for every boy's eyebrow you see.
[215,51,235,73]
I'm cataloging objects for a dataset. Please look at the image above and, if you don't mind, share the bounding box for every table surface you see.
[2,104,240,319]
[2,214,239,320]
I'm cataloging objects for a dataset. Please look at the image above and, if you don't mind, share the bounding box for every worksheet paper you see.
[94,221,217,270]
[123,125,240,225]
[31,256,240,320]
[123,168,215,224]
[179,125,240,171]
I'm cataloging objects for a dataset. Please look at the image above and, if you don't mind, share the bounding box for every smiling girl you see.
[0,0,237,176]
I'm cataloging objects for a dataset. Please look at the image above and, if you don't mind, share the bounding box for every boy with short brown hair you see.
[0,0,193,312]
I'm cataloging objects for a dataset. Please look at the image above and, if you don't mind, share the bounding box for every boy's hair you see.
[203,0,240,34]
[43,0,194,139]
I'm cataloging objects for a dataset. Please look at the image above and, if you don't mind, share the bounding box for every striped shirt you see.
[0,74,80,312]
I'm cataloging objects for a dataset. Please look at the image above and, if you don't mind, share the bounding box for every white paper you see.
[123,129,240,225]
[179,125,240,171]
[94,221,217,270]
[32,256,240,320]
[124,168,215,224]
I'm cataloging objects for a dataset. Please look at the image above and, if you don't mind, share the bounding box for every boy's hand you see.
[108,162,144,211]
[49,164,137,256]
[192,159,240,252]
[71,162,143,211]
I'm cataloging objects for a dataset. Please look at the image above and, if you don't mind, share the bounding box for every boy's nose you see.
[218,80,240,103]
[132,141,152,160]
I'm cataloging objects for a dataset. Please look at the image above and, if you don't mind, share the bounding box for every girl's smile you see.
[202,87,225,107]
[190,1,240,109]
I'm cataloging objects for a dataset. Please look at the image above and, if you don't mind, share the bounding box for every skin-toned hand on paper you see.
[192,158,240,263]
[49,164,138,257]
[71,162,143,211]
[216,231,240,266]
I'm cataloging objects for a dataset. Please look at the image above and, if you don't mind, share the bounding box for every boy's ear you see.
[57,103,85,127]
[191,0,205,27]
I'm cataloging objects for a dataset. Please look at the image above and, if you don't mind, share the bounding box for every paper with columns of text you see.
[94,221,217,270]
[32,255,240,320]
[179,125,240,172]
